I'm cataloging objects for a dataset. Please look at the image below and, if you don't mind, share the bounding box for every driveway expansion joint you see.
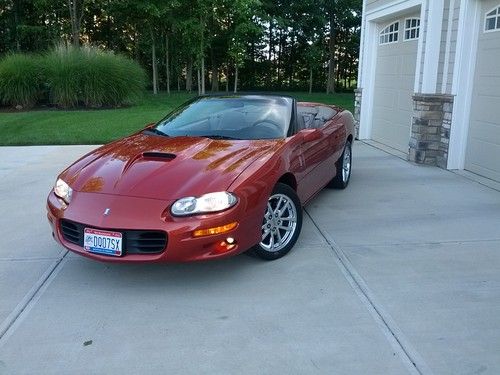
[0,251,69,343]
[305,209,433,375]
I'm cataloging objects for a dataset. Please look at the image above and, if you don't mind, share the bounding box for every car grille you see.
[60,219,167,255]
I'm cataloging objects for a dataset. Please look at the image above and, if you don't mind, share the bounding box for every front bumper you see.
[47,190,263,263]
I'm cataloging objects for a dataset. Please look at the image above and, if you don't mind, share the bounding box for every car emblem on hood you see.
[103,208,111,216]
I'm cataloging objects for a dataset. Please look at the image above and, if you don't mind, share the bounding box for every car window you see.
[154,96,293,140]
[297,105,338,129]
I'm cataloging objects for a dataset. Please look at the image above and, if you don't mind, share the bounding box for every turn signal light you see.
[193,222,238,237]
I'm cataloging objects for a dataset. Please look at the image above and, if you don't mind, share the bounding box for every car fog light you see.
[215,239,237,253]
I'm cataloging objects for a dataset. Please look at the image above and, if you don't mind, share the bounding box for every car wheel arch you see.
[276,172,298,192]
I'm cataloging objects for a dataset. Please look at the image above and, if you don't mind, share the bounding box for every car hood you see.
[60,133,283,200]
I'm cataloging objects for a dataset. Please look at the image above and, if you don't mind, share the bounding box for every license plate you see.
[84,228,123,256]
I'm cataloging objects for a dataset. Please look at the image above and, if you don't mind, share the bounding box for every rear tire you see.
[247,183,303,260]
[329,140,352,189]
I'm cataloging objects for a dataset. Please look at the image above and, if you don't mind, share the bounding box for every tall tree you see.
[67,0,84,46]
[321,0,361,93]
[0,0,362,94]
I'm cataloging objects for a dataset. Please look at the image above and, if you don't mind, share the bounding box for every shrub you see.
[80,48,146,108]
[43,45,146,108]
[42,45,84,108]
[0,53,43,108]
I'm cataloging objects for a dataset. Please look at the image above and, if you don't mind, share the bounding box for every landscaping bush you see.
[42,45,83,108]
[0,53,43,108]
[43,45,146,108]
[0,46,145,109]
[79,48,146,107]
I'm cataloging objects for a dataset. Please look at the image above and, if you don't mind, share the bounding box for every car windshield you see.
[152,95,293,140]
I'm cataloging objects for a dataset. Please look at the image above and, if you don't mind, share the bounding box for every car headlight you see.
[171,192,237,216]
[54,178,73,203]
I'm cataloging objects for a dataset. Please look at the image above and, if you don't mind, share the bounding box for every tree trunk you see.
[151,29,158,95]
[211,49,219,92]
[210,47,219,92]
[134,29,140,62]
[326,14,336,94]
[199,16,205,95]
[165,34,170,95]
[289,32,296,86]
[212,66,219,91]
[268,20,273,61]
[250,41,255,88]
[337,57,341,84]
[233,65,238,93]
[277,28,282,88]
[197,67,201,95]
[67,0,84,47]
[14,0,20,50]
[309,67,313,94]
[226,65,229,92]
[177,74,180,91]
[201,56,205,94]
[186,59,193,92]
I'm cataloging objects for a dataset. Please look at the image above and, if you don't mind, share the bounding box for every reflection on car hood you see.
[60,133,283,200]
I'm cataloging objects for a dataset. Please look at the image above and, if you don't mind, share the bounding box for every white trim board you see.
[421,0,444,93]
[357,0,367,86]
[365,0,423,19]
[448,0,481,170]
[414,2,427,92]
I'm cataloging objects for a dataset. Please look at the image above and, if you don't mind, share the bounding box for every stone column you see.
[409,94,454,168]
[354,88,362,140]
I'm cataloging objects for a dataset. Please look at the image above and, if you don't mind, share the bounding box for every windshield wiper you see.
[143,128,169,137]
[199,134,241,140]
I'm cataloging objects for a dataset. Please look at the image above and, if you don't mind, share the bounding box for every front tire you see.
[329,140,352,189]
[248,183,303,260]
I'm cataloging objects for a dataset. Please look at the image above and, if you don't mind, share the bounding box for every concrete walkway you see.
[0,142,499,374]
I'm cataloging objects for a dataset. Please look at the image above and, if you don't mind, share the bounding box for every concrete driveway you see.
[0,142,499,374]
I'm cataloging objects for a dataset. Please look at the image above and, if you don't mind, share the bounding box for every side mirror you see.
[301,128,322,143]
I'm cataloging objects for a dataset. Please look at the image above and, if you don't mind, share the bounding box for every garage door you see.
[372,16,419,153]
[465,1,500,182]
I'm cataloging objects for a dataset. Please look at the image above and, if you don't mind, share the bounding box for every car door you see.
[321,106,346,167]
[299,106,346,201]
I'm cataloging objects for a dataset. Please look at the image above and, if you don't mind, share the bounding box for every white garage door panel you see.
[475,78,500,97]
[465,1,500,182]
[372,26,418,153]
[398,93,413,111]
[473,97,500,127]
[375,90,397,109]
[466,139,500,178]
[469,119,500,142]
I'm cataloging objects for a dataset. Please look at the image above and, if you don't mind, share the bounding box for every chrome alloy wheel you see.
[342,144,352,183]
[260,193,298,252]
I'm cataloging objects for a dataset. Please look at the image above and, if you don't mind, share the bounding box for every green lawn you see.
[0,91,354,145]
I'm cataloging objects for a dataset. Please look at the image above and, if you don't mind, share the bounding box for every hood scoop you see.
[142,152,176,160]
[121,151,177,176]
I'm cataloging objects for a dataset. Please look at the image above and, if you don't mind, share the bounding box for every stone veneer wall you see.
[409,94,454,168]
[354,88,362,139]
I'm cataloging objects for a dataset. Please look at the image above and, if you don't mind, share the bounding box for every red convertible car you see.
[47,94,354,262]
